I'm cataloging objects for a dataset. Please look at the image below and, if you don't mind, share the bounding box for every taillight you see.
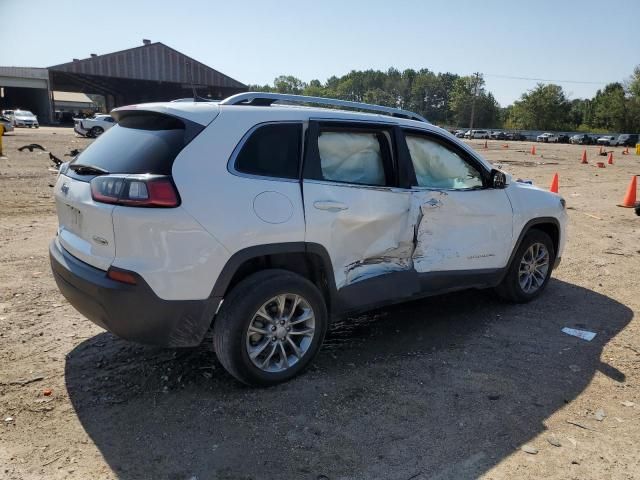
[90,175,180,207]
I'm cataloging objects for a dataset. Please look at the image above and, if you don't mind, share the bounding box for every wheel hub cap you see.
[245,293,316,373]
[518,242,550,294]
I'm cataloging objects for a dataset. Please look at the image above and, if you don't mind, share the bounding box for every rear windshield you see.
[69,112,203,178]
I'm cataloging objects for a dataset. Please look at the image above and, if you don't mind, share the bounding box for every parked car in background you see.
[49,92,567,386]
[464,129,490,139]
[597,135,617,146]
[74,114,116,137]
[12,109,39,128]
[1,110,15,122]
[505,132,527,141]
[454,130,466,138]
[557,134,570,143]
[0,115,14,134]
[614,134,638,147]
[490,131,507,140]
[570,134,593,145]
[537,133,558,143]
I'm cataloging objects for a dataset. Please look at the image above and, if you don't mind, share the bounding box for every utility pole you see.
[469,72,481,131]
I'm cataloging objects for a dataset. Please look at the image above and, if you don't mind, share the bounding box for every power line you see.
[484,74,609,85]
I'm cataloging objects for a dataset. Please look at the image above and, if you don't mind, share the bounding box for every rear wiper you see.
[69,164,109,175]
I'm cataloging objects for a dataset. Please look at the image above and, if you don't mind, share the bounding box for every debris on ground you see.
[547,436,562,447]
[620,401,635,407]
[65,148,83,157]
[594,408,606,421]
[566,419,596,431]
[18,144,46,152]
[562,327,597,341]
[48,152,63,168]
[0,375,45,386]
[521,444,538,454]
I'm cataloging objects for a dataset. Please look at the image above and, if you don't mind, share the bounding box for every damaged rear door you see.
[302,121,420,307]
[402,130,513,280]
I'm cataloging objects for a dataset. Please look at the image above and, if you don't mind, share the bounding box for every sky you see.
[2,0,639,106]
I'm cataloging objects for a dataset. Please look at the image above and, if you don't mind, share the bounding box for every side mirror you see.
[491,169,507,189]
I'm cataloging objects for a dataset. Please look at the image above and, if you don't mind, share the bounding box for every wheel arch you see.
[505,217,560,275]
[210,242,337,315]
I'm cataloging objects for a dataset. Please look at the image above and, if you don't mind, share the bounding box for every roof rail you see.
[219,92,428,123]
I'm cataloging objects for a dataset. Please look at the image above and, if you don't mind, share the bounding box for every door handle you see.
[313,201,349,212]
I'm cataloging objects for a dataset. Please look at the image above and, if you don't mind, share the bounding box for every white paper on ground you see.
[562,327,597,341]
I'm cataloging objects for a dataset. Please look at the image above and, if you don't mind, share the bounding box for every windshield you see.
[16,111,34,117]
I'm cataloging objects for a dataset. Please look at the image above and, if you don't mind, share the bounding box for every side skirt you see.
[334,268,504,318]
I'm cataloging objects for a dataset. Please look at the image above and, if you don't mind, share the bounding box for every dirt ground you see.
[0,127,638,480]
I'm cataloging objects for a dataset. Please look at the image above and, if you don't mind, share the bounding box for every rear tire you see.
[213,269,328,386]
[90,126,104,137]
[495,229,555,303]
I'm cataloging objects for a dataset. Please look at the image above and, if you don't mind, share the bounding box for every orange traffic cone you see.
[623,146,629,155]
[549,173,559,193]
[617,176,637,208]
[580,149,588,164]
[530,145,536,155]
[502,143,509,149]
[484,140,488,149]
[599,145,603,155]
[607,152,614,165]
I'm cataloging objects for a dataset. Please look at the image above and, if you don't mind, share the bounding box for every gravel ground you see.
[0,127,638,480]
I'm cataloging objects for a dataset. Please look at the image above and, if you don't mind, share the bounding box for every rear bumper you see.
[49,239,221,347]
[73,124,88,136]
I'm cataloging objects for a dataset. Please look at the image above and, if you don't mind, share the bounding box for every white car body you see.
[74,114,116,137]
[464,129,490,139]
[537,133,558,143]
[596,135,616,146]
[12,109,39,128]
[49,94,567,384]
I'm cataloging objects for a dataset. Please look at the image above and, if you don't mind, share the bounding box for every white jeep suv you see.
[50,93,567,386]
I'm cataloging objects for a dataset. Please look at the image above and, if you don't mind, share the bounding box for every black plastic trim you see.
[49,240,220,347]
[499,217,561,283]
[209,242,338,300]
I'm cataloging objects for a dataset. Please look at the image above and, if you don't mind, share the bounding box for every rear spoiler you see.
[111,101,220,126]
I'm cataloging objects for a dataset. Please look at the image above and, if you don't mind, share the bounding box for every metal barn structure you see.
[0,40,246,124]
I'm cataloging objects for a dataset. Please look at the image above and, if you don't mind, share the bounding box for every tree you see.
[273,75,306,95]
[448,74,499,128]
[590,83,628,132]
[508,84,570,130]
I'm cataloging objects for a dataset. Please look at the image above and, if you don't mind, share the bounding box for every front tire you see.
[495,229,555,303]
[213,270,328,386]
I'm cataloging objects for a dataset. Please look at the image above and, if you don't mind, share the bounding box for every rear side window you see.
[235,123,302,179]
[70,112,202,177]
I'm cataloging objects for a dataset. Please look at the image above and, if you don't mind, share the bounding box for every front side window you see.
[405,134,484,190]
[316,129,390,186]
[235,123,302,179]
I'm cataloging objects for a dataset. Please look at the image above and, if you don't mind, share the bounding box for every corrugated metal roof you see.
[0,67,49,79]
[48,42,245,89]
[53,91,94,104]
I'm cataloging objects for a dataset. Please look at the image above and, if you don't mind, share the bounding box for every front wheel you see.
[213,270,328,386]
[495,229,555,303]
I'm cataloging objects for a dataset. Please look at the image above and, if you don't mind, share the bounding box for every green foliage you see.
[249,64,640,132]
[507,84,571,130]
